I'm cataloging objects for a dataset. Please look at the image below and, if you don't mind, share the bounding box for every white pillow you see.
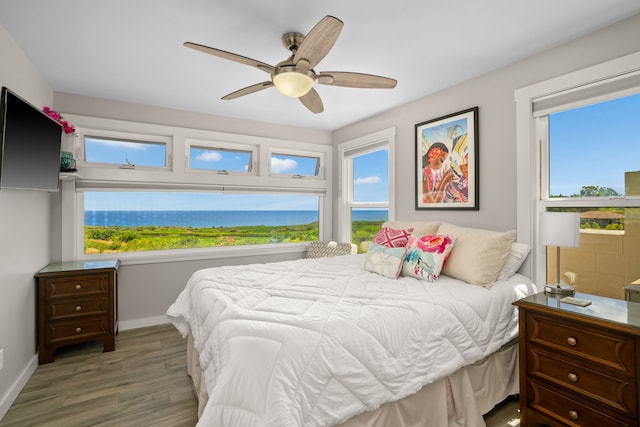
[437,222,516,286]
[497,242,531,281]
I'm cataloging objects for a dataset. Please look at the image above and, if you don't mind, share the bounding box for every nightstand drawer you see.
[528,346,637,415]
[45,275,108,299]
[47,297,108,321]
[529,379,637,427]
[527,312,635,374]
[46,318,109,344]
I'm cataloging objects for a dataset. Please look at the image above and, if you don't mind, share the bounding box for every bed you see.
[167,221,537,427]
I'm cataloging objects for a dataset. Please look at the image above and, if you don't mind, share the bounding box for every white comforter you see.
[167,254,537,427]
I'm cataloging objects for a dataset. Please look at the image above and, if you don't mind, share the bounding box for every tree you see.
[572,185,620,197]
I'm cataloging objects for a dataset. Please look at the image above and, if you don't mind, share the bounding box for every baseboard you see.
[0,354,38,421]
[119,315,170,331]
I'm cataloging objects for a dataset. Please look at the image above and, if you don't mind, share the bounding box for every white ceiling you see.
[1,0,639,131]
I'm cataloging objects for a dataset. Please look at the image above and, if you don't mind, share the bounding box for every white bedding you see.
[167,254,537,427]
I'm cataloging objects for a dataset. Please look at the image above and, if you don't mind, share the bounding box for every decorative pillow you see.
[374,226,414,248]
[307,241,355,258]
[363,243,408,279]
[437,222,516,286]
[401,235,455,282]
[497,242,532,281]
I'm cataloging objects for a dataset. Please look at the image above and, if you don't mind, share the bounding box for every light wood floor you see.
[0,324,520,427]
[0,324,198,427]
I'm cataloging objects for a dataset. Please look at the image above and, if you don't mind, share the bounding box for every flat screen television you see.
[0,86,63,191]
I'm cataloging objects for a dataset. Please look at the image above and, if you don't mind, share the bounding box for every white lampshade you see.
[539,212,580,248]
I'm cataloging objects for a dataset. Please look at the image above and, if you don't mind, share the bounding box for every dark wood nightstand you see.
[35,260,119,364]
[514,292,640,427]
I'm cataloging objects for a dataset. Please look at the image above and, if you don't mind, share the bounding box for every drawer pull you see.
[75,327,82,333]
[568,410,578,420]
[566,336,577,346]
[75,305,82,312]
[567,373,578,382]
[75,284,82,290]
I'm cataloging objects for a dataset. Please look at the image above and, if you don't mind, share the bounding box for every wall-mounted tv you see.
[0,87,63,191]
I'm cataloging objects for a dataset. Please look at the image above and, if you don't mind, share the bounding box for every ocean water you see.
[84,209,388,228]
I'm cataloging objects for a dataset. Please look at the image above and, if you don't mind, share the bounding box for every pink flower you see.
[43,106,75,134]
[415,235,452,254]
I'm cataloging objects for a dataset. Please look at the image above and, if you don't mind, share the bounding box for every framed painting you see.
[415,106,479,210]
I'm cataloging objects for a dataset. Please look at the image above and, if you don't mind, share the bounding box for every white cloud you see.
[354,176,381,184]
[196,151,223,161]
[271,157,298,173]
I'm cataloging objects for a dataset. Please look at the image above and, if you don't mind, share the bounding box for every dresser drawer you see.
[45,275,108,299]
[527,312,636,374]
[528,379,637,427]
[528,346,637,416]
[47,297,108,321]
[46,318,109,344]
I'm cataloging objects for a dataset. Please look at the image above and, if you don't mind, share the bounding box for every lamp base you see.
[544,284,575,295]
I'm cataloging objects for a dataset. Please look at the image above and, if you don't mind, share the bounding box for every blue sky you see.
[549,92,640,196]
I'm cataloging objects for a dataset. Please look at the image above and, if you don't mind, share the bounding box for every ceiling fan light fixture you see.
[272,67,314,98]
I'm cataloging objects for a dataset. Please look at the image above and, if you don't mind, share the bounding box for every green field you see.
[84,220,385,254]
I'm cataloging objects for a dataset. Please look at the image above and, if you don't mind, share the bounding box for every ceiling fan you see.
[184,15,397,114]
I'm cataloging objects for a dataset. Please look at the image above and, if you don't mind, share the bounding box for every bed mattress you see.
[167,254,537,427]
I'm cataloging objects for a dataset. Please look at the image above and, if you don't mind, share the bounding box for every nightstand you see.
[35,260,119,364]
[514,292,640,427]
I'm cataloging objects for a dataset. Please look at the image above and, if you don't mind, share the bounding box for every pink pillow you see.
[401,235,455,282]
[374,227,414,248]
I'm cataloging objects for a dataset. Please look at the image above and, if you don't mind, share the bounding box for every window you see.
[187,140,255,174]
[84,136,168,168]
[270,151,322,177]
[339,128,395,253]
[65,117,332,261]
[528,68,640,299]
[82,191,320,254]
[545,94,640,200]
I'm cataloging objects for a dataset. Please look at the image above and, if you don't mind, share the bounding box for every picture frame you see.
[415,107,479,210]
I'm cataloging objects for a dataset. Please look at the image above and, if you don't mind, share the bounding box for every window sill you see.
[77,242,310,266]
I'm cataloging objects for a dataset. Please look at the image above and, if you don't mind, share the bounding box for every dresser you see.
[515,292,640,427]
[35,260,119,365]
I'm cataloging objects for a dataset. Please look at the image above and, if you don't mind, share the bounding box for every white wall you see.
[0,25,55,418]
[333,13,640,238]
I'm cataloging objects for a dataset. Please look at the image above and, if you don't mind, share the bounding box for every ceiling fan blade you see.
[221,82,274,100]
[184,42,275,74]
[317,71,397,88]
[299,88,324,114]
[293,16,343,69]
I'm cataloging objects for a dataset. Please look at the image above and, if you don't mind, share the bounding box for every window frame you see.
[515,51,640,284]
[78,128,172,171]
[186,138,257,175]
[337,127,396,242]
[268,147,324,179]
[59,114,333,264]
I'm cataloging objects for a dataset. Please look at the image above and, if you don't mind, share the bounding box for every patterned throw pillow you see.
[401,235,455,282]
[307,241,355,258]
[374,227,414,248]
[363,243,408,279]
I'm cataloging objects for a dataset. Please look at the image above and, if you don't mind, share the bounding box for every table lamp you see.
[539,211,580,295]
